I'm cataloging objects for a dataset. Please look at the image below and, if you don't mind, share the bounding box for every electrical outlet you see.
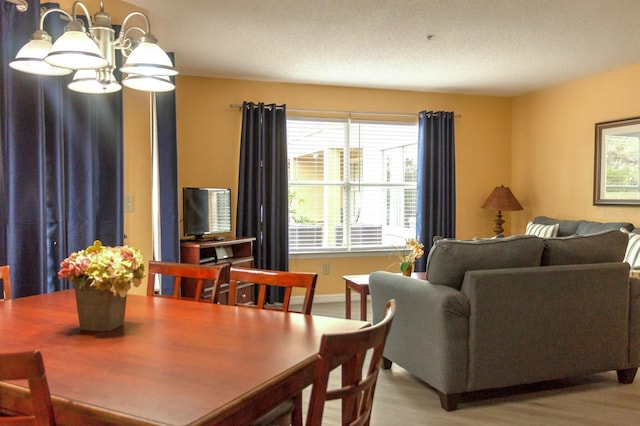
[125,195,134,213]
[322,263,330,275]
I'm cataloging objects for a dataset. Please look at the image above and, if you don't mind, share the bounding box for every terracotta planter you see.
[74,286,126,332]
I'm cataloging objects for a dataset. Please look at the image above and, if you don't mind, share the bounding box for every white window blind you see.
[287,117,418,252]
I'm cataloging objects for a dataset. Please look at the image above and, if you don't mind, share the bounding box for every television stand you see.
[180,237,256,304]
[189,234,224,241]
[182,235,226,242]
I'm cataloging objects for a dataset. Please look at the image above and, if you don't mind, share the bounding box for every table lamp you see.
[481,185,523,236]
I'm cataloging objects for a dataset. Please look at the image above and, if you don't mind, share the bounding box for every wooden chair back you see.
[305,299,396,426]
[1,265,11,301]
[0,350,55,425]
[146,261,227,303]
[228,267,317,314]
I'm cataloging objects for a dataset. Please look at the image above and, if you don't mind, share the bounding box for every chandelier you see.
[9,0,178,94]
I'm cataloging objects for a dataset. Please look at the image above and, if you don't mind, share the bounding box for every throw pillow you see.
[525,221,559,238]
[541,230,628,266]
[622,229,640,270]
[531,216,579,236]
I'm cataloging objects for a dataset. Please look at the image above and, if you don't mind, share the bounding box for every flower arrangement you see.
[394,238,425,273]
[58,240,145,297]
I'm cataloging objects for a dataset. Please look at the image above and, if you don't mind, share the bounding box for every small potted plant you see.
[58,240,145,331]
[394,238,424,276]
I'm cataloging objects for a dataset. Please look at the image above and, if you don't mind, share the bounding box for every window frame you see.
[287,115,419,254]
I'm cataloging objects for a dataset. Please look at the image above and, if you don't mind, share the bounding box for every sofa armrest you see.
[369,271,469,394]
[460,262,631,391]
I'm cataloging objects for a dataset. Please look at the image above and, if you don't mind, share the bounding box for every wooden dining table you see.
[0,290,368,425]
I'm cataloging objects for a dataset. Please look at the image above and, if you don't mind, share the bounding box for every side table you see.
[343,272,426,321]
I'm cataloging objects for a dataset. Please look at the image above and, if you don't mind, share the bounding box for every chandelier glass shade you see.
[122,75,175,92]
[119,37,179,77]
[68,69,121,94]
[44,23,109,70]
[10,33,73,76]
[8,1,177,94]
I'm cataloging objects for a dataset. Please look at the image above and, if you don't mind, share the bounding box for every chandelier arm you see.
[122,26,146,38]
[38,8,74,30]
[71,1,92,24]
[117,26,147,57]
[119,11,151,39]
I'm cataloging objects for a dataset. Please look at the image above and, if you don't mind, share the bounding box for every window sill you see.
[289,249,392,259]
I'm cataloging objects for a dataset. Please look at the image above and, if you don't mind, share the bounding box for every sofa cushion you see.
[426,235,544,290]
[541,230,628,266]
[575,220,634,235]
[532,216,635,236]
[525,221,559,238]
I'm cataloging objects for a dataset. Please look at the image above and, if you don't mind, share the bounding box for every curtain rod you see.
[229,104,461,118]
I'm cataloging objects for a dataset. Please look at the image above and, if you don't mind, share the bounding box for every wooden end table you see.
[343,272,426,320]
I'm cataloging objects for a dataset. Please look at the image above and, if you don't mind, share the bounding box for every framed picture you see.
[594,117,640,205]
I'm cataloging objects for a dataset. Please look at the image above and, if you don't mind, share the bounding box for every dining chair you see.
[146,261,228,303]
[253,299,397,426]
[228,267,318,314]
[304,298,396,425]
[0,350,55,425]
[0,265,10,301]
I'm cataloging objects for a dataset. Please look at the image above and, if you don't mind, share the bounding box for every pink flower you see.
[58,256,89,278]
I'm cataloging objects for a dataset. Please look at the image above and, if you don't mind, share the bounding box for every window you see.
[287,117,418,252]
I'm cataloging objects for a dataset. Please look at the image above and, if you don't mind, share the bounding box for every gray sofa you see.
[370,229,640,411]
[530,215,637,236]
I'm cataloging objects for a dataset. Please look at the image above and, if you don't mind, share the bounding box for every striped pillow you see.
[622,229,640,270]
[525,221,559,238]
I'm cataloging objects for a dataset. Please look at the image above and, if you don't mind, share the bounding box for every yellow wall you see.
[173,77,512,296]
[511,64,640,233]
[122,90,152,296]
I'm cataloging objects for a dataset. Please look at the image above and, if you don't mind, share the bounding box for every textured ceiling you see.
[125,0,640,96]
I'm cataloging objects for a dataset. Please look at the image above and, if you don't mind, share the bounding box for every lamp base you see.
[492,211,505,236]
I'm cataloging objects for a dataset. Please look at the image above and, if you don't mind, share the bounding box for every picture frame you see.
[594,117,640,205]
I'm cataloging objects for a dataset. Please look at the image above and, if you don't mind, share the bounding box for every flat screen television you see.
[182,187,232,240]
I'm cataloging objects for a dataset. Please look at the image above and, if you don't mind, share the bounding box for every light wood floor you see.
[302,299,640,425]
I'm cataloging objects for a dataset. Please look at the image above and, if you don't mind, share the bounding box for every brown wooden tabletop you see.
[0,290,367,425]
